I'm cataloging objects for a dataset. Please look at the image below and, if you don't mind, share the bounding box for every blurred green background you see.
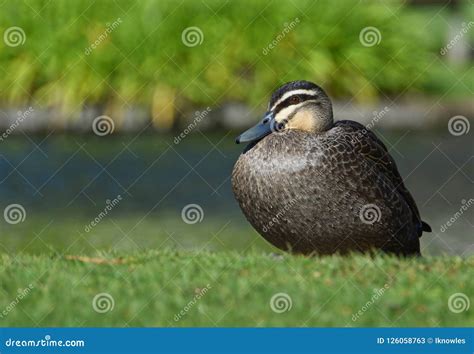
[0,0,472,127]
[0,0,472,257]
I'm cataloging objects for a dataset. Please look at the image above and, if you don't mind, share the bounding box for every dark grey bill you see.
[235,111,274,144]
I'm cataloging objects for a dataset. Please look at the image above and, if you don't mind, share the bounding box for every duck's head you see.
[236,80,333,144]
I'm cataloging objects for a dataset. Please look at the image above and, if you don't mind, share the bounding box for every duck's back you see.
[231,121,425,256]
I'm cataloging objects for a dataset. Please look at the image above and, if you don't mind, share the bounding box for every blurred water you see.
[0,129,472,256]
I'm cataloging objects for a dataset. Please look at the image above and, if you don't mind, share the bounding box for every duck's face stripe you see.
[269,89,319,112]
[272,94,319,117]
[273,99,320,127]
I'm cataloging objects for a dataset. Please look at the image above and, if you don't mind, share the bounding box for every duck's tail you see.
[422,221,432,232]
[417,220,432,238]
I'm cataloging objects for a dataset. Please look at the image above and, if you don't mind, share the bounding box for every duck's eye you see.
[289,96,301,105]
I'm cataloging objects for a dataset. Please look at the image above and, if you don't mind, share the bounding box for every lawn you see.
[0,250,472,327]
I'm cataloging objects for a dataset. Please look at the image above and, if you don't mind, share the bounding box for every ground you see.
[0,251,472,327]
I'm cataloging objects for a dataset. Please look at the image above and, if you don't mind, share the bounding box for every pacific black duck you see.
[232,80,431,256]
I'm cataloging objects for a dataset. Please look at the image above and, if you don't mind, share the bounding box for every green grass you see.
[1,250,472,327]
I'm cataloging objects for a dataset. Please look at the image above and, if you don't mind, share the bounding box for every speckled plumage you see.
[232,82,430,256]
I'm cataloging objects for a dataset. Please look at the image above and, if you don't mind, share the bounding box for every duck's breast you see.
[232,130,415,254]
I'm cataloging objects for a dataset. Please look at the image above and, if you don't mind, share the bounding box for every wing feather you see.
[334,120,430,236]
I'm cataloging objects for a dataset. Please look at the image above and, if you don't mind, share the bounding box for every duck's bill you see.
[235,111,274,144]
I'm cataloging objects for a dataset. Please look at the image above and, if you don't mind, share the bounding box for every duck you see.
[231,80,431,256]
